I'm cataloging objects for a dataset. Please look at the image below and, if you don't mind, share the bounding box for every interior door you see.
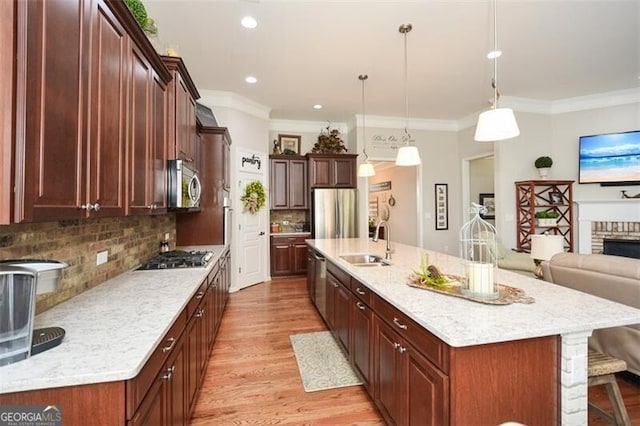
[236,173,267,290]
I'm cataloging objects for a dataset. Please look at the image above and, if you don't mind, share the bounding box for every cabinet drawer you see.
[350,278,372,306]
[327,261,350,286]
[187,280,208,319]
[373,294,449,373]
[126,309,187,419]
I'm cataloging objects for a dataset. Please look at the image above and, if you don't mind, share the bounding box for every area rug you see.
[289,331,363,392]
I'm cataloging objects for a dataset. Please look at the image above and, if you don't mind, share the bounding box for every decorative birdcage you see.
[459,203,498,299]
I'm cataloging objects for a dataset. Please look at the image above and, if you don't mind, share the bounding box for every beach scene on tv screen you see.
[579,131,640,183]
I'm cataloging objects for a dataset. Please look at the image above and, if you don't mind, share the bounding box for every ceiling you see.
[145,1,640,124]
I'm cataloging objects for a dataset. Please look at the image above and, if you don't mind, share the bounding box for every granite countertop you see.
[308,238,640,348]
[0,245,227,395]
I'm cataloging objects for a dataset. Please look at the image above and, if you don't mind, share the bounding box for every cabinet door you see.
[127,44,152,214]
[333,157,356,187]
[270,238,293,276]
[175,72,196,162]
[289,159,308,208]
[374,317,404,425]
[165,335,187,426]
[406,346,449,426]
[292,241,308,275]
[351,299,373,392]
[129,373,168,426]
[17,0,89,222]
[309,157,332,188]
[269,159,289,209]
[325,272,340,330]
[186,316,199,414]
[88,0,127,217]
[150,70,167,212]
[334,280,351,354]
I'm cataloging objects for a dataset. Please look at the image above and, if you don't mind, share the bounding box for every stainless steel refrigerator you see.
[311,188,358,239]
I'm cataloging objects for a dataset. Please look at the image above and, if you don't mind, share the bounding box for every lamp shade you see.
[530,235,564,261]
[474,107,520,142]
[395,145,421,166]
[358,162,375,177]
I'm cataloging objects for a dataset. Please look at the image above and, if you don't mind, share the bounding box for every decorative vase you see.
[537,167,550,179]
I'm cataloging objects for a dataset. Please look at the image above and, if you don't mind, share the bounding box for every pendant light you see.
[474,0,520,142]
[358,74,376,177]
[395,24,421,166]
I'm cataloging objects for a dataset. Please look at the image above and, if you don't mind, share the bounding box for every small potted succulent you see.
[535,210,560,227]
[534,156,553,179]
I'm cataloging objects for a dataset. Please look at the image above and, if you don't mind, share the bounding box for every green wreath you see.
[241,181,266,214]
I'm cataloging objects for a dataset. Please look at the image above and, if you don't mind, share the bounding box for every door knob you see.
[259,231,265,235]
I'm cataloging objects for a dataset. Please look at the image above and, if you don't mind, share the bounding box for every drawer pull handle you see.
[195,308,204,318]
[393,317,408,330]
[393,342,401,350]
[332,282,338,288]
[162,337,177,353]
[162,365,175,380]
[196,291,205,299]
[356,301,366,311]
[356,287,366,295]
[398,346,407,354]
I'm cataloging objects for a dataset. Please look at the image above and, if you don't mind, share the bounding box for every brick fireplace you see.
[575,200,640,254]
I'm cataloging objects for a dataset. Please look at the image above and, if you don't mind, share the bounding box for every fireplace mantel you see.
[575,200,640,253]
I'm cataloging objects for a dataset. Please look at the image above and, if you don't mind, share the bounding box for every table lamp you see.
[530,234,564,278]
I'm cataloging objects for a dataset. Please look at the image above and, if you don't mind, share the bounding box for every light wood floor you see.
[190,276,640,425]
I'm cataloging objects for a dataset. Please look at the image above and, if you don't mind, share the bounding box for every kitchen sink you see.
[339,254,391,267]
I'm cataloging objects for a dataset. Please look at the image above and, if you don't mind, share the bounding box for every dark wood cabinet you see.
[12,0,170,223]
[176,127,232,246]
[269,155,308,209]
[307,249,558,425]
[270,235,309,276]
[374,316,449,426]
[307,154,358,188]
[162,56,199,164]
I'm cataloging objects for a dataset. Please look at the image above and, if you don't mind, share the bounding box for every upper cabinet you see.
[162,56,200,165]
[307,154,358,189]
[270,155,308,209]
[7,0,171,223]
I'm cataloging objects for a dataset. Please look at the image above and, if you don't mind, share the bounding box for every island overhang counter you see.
[307,238,640,426]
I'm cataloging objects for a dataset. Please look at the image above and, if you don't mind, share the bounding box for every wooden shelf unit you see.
[515,180,574,253]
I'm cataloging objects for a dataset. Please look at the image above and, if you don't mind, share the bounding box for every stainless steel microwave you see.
[168,160,201,208]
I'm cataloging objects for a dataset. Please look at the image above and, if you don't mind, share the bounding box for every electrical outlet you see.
[96,250,109,266]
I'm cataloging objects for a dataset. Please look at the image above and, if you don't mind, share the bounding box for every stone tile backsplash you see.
[0,214,176,313]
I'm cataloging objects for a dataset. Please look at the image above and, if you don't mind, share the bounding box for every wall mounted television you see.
[578,130,640,186]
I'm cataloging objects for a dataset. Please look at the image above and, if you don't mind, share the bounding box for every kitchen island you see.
[0,245,229,425]
[307,238,640,426]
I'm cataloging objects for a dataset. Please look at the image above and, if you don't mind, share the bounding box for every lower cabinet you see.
[374,316,448,426]
[307,249,558,425]
[270,235,308,276]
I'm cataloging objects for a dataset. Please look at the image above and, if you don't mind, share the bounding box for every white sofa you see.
[541,252,640,376]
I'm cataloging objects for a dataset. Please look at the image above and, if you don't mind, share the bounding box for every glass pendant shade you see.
[474,107,520,142]
[395,145,421,166]
[358,162,375,177]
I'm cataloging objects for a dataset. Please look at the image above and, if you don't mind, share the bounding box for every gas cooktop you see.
[137,250,213,270]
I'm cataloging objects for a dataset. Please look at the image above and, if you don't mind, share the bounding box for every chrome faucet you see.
[372,219,393,259]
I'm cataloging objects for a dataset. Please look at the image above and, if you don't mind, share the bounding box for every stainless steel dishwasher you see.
[312,251,327,322]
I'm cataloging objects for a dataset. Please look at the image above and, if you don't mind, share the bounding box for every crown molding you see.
[269,119,348,134]
[198,90,271,120]
[550,88,640,114]
[353,114,459,131]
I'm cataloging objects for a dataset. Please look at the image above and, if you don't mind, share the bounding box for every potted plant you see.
[534,156,553,179]
[311,126,347,154]
[535,210,560,227]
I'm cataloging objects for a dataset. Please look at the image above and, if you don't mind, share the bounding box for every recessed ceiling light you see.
[241,16,257,29]
[487,50,502,59]
[245,76,257,84]
[313,104,323,110]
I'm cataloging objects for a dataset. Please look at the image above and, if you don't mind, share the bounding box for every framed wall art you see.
[278,134,301,154]
[435,183,448,230]
[479,193,495,219]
